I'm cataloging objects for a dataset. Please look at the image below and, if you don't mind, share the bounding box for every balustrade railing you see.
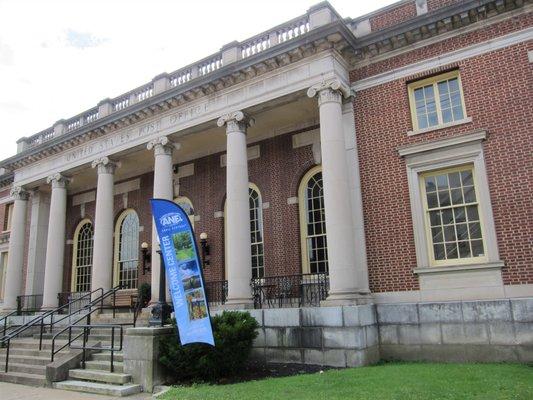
[16,294,43,314]
[198,55,223,76]
[58,291,91,314]
[19,11,312,151]
[170,69,192,87]
[204,280,228,306]
[251,272,329,309]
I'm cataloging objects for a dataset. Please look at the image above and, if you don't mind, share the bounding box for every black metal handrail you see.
[251,272,329,309]
[1,287,104,372]
[0,310,18,338]
[52,324,123,373]
[205,280,228,306]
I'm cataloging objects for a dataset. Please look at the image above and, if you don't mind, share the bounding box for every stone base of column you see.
[218,298,255,310]
[321,290,373,307]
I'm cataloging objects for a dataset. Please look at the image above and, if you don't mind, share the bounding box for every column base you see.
[321,290,373,307]
[218,298,255,311]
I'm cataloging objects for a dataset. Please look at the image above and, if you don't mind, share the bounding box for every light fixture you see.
[199,232,210,268]
[141,242,151,274]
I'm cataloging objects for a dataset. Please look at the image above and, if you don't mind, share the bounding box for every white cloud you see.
[0,0,396,161]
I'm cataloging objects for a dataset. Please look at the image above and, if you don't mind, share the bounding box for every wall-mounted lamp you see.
[141,242,151,274]
[199,232,210,268]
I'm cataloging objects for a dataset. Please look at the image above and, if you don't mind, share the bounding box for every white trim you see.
[414,261,504,274]
[352,27,533,92]
[0,196,14,205]
[407,117,472,136]
[72,191,95,206]
[175,163,194,178]
[504,284,533,298]
[114,178,140,196]
[398,130,486,157]
[403,131,500,270]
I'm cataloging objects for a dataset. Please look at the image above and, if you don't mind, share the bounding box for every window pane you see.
[423,167,484,263]
[452,105,464,121]
[417,115,428,129]
[448,78,459,92]
[442,108,453,124]
[414,88,424,102]
[428,112,438,127]
[303,171,328,273]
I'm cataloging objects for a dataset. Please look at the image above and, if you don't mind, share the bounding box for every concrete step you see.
[0,347,70,357]
[8,339,69,350]
[85,360,124,373]
[0,371,47,386]
[7,362,46,375]
[0,354,51,366]
[92,352,124,362]
[69,368,132,384]
[53,380,142,397]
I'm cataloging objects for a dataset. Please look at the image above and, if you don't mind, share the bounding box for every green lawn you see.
[159,363,533,400]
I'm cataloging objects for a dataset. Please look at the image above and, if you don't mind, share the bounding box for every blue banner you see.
[150,198,214,346]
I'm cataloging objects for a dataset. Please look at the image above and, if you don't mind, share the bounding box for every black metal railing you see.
[251,272,329,309]
[205,280,228,306]
[16,294,43,314]
[0,310,18,338]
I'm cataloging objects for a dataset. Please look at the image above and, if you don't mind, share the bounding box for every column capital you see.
[217,111,255,134]
[307,78,353,105]
[92,156,119,174]
[147,136,179,156]
[10,186,29,201]
[46,173,70,189]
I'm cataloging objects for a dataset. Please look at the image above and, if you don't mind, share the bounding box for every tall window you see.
[71,219,93,292]
[299,166,328,274]
[3,203,13,232]
[408,70,467,131]
[249,185,264,279]
[114,210,139,289]
[224,184,265,279]
[421,166,485,265]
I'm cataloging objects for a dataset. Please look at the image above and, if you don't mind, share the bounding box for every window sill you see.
[407,117,473,136]
[413,261,504,275]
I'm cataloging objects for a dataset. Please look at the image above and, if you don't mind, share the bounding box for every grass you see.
[159,362,533,400]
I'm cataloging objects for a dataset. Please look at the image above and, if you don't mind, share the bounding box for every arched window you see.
[175,196,195,227]
[299,166,328,274]
[224,184,265,279]
[249,184,264,279]
[114,209,139,289]
[71,219,93,292]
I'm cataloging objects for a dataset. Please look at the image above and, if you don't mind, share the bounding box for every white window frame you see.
[113,209,140,289]
[70,218,94,292]
[407,70,471,136]
[399,130,502,273]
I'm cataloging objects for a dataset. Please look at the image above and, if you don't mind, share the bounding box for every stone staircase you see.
[0,310,148,396]
[54,350,142,396]
[0,338,69,386]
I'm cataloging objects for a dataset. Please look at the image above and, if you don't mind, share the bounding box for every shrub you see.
[159,310,259,382]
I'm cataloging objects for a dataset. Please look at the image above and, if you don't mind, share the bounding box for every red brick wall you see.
[351,41,533,292]
[427,0,463,13]
[370,1,417,32]
[354,12,533,81]
[62,131,316,290]
[178,131,316,281]
[63,173,153,293]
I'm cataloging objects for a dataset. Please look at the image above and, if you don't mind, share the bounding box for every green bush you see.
[159,310,259,382]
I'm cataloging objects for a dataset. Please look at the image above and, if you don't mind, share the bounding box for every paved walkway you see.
[0,382,155,400]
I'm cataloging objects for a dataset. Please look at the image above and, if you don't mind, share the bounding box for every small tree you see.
[159,311,259,382]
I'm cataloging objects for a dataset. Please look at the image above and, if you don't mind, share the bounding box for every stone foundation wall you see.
[245,298,533,367]
[378,298,533,363]
[247,306,380,368]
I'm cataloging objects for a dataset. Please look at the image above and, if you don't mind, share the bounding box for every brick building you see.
[0,0,532,375]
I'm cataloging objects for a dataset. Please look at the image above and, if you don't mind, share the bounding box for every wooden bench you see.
[111,289,138,309]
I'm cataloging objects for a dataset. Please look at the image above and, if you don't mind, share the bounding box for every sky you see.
[0,0,397,161]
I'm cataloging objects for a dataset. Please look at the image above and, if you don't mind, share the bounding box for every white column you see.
[147,136,177,303]
[307,78,370,305]
[217,111,254,307]
[41,173,69,309]
[25,189,50,296]
[1,187,29,310]
[91,157,118,293]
